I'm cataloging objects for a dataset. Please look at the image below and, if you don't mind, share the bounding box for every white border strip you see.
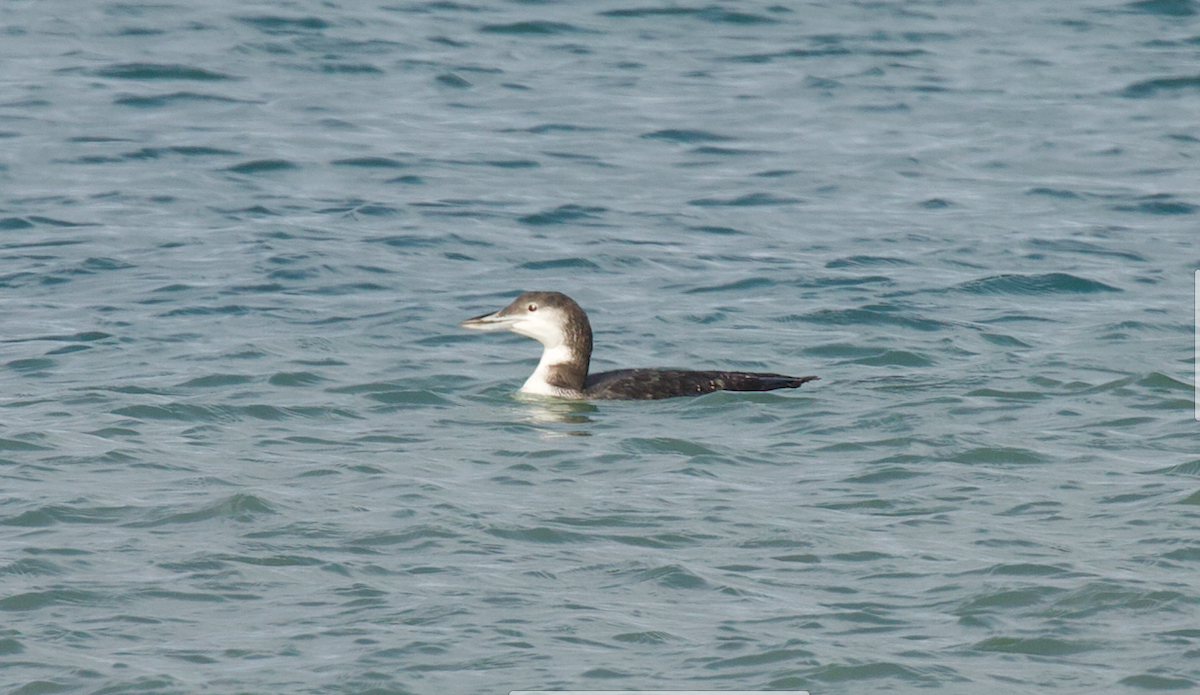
[512,692,809,695]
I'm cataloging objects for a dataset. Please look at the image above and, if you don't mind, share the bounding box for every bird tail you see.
[717,372,818,392]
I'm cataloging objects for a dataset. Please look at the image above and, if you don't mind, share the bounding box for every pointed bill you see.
[459,309,519,331]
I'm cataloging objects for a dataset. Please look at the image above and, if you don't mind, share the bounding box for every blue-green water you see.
[2,1,1198,693]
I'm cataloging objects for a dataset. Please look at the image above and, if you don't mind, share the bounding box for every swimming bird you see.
[459,291,817,400]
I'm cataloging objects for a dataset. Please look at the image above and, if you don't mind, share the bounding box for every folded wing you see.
[584,369,817,400]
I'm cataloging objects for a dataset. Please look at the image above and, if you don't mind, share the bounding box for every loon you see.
[459,291,817,400]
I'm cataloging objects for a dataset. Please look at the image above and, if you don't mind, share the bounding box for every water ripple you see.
[0,1,1196,692]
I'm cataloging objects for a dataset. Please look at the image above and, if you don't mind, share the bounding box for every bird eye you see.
[527,303,538,312]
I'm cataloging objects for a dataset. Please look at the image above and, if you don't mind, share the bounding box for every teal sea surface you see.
[1,1,1198,693]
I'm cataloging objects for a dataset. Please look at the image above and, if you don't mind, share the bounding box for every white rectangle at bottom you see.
[512,691,809,695]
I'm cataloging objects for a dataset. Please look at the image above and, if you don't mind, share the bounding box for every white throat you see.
[520,344,580,397]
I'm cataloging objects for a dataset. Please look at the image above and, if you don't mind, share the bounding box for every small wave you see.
[609,534,701,549]
[1042,580,1191,620]
[365,233,445,248]
[687,225,745,235]
[314,63,383,74]
[114,92,246,108]
[162,305,251,316]
[93,63,236,81]
[0,217,34,230]
[706,647,814,670]
[1122,74,1200,98]
[135,589,225,603]
[854,350,931,367]
[774,553,820,563]
[803,76,842,89]
[519,258,601,270]
[331,156,408,168]
[1146,459,1200,477]
[0,589,105,612]
[793,306,947,331]
[113,404,236,422]
[1000,501,1063,517]
[225,554,323,567]
[602,7,777,24]
[1112,194,1196,214]
[978,562,1073,576]
[0,436,49,451]
[1101,491,1163,504]
[825,255,915,268]
[235,15,331,33]
[112,403,356,422]
[124,146,239,160]
[128,493,275,527]
[349,526,460,547]
[1139,372,1193,391]
[304,282,390,294]
[966,388,1043,400]
[1124,0,1197,15]
[0,558,63,577]
[973,636,1098,656]
[81,257,134,272]
[486,159,539,168]
[3,504,131,527]
[327,381,403,394]
[808,662,931,684]
[623,437,721,457]
[1120,674,1197,689]
[858,102,911,112]
[689,146,762,156]
[225,159,299,174]
[365,390,453,406]
[954,272,1121,294]
[9,216,92,230]
[640,129,735,143]
[953,447,1049,465]
[612,631,676,644]
[1027,187,1083,199]
[689,192,802,206]
[6,358,55,373]
[956,586,1064,615]
[804,343,891,358]
[632,564,709,589]
[179,374,253,388]
[269,372,324,386]
[436,72,472,88]
[979,333,1032,347]
[479,21,592,35]
[685,277,774,293]
[832,550,894,562]
[788,275,891,288]
[506,123,605,134]
[1029,238,1147,260]
[731,47,853,63]
[222,282,284,294]
[486,526,590,543]
[518,204,606,225]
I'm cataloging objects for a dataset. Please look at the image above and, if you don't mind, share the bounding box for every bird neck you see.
[520,314,592,396]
